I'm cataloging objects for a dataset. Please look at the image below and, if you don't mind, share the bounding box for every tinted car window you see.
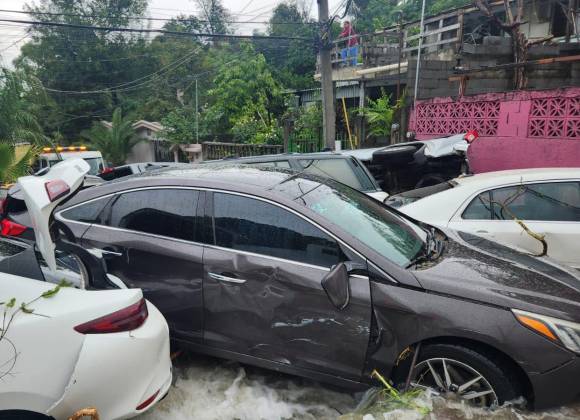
[462,192,493,220]
[108,189,198,241]
[61,197,112,224]
[299,158,373,191]
[213,193,341,267]
[491,182,580,221]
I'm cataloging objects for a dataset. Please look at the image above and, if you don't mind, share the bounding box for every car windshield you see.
[285,178,426,267]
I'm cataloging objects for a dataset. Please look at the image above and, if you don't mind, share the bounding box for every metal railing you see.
[321,9,463,73]
[202,142,284,161]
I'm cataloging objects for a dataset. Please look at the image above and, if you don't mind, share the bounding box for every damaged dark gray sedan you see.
[52,165,580,410]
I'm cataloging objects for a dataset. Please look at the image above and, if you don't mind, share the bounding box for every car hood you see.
[17,158,89,272]
[412,229,580,322]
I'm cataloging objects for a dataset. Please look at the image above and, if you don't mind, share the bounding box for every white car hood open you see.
[17,158,89,272]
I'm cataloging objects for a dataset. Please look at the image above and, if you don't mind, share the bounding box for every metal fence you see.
[202,142,284,160]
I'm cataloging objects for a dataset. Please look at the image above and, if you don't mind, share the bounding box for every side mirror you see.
[321,262,351,310]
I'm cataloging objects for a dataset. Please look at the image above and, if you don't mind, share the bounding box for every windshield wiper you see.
[406,227,444,268]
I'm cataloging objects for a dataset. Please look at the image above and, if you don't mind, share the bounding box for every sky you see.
[0,0,344,66]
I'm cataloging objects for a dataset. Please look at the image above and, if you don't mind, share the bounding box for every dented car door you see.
[202,191,372,380]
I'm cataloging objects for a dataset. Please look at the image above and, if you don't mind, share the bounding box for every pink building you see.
[409,87,580,173]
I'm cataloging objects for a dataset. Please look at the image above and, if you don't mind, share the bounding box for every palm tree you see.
[0,143,40,184]
[0,69,45,184]
[83,108,142,166]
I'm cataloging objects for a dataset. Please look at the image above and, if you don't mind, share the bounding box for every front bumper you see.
[529,356,580,410]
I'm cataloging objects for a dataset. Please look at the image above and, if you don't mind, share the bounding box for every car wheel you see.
[407,344,522,407]
[414,174,445,189]
[0,411,51,420]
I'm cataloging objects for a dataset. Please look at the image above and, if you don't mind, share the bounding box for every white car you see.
[0,159,172,419]
[389,168,580,269]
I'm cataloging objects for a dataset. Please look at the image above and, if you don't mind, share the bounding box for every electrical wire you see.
[0,17,313,41]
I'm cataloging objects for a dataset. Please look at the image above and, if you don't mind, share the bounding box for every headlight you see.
[513,309,580,354]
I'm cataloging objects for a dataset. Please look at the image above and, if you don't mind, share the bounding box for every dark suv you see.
[48,164,580,410]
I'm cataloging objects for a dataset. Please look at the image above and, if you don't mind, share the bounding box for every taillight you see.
[45,179,70,202]
[0,219,27,236]
[464,129,479,143]
[74,298,148,334]
[136,389,160,411]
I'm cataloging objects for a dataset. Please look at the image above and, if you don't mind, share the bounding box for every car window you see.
[298,158,371,191]
[213,192,342,267]
[462,192,493,220]
[108,189,199,241]
[60,196,112,224]
[491,182,580,221]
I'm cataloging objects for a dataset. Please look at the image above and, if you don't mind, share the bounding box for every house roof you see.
[101,120,164,132]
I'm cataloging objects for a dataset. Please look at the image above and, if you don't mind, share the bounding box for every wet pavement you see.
[141,353,580,420]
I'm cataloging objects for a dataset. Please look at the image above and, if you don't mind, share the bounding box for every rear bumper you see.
[49,301,172,419]
[529,356,580,410]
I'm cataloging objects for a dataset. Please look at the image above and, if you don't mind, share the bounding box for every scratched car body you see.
[47,164,580,410]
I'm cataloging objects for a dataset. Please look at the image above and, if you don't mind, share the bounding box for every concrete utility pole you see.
[317,0,336,149]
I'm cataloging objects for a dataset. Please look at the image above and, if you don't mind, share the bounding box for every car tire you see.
[404,343,523,407]
[0,411,51,420]
[414,174,445,189]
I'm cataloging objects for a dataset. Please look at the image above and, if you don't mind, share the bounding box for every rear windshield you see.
[386,181,457,208]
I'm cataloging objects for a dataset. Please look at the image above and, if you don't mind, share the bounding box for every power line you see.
[0,8,318,25]
[0,18,313,41]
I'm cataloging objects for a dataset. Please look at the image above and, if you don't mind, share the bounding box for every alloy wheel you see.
[411,357,499,407]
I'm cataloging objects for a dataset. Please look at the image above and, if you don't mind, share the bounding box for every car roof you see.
[85,163,307,194]
[454,168,580,189]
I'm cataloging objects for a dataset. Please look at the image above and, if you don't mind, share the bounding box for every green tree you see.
[161,107,198,162]
[0,69,44,183]
[82,108,141,166]
[254,2,318,90]
[203,43,285,140]
[16,0,152,140]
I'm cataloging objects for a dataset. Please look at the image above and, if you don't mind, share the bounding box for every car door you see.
[77,187,205,341]
[202,191,372,380]
[450,182,580,268]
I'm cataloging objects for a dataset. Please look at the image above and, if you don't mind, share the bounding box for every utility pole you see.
[195,78,199,144]
[413,0,427,104]
[317,0,336,150]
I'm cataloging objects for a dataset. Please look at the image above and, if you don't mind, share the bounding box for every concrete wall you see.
[409,87,580,173]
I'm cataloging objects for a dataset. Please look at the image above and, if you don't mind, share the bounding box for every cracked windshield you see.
[0,0,579,418]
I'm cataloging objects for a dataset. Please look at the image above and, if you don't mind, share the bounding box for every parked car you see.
[0,159,172,419]
[41,164,580,410]
[344,133,472,194]
[207,152,389,202]
[387,168,580,269]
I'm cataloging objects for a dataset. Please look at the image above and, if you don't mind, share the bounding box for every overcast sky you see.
[0,0,343,66]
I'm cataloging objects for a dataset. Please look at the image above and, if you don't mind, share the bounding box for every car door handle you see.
[100,249,123,257]
[208,272,247,284]
[476,230,489,234]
